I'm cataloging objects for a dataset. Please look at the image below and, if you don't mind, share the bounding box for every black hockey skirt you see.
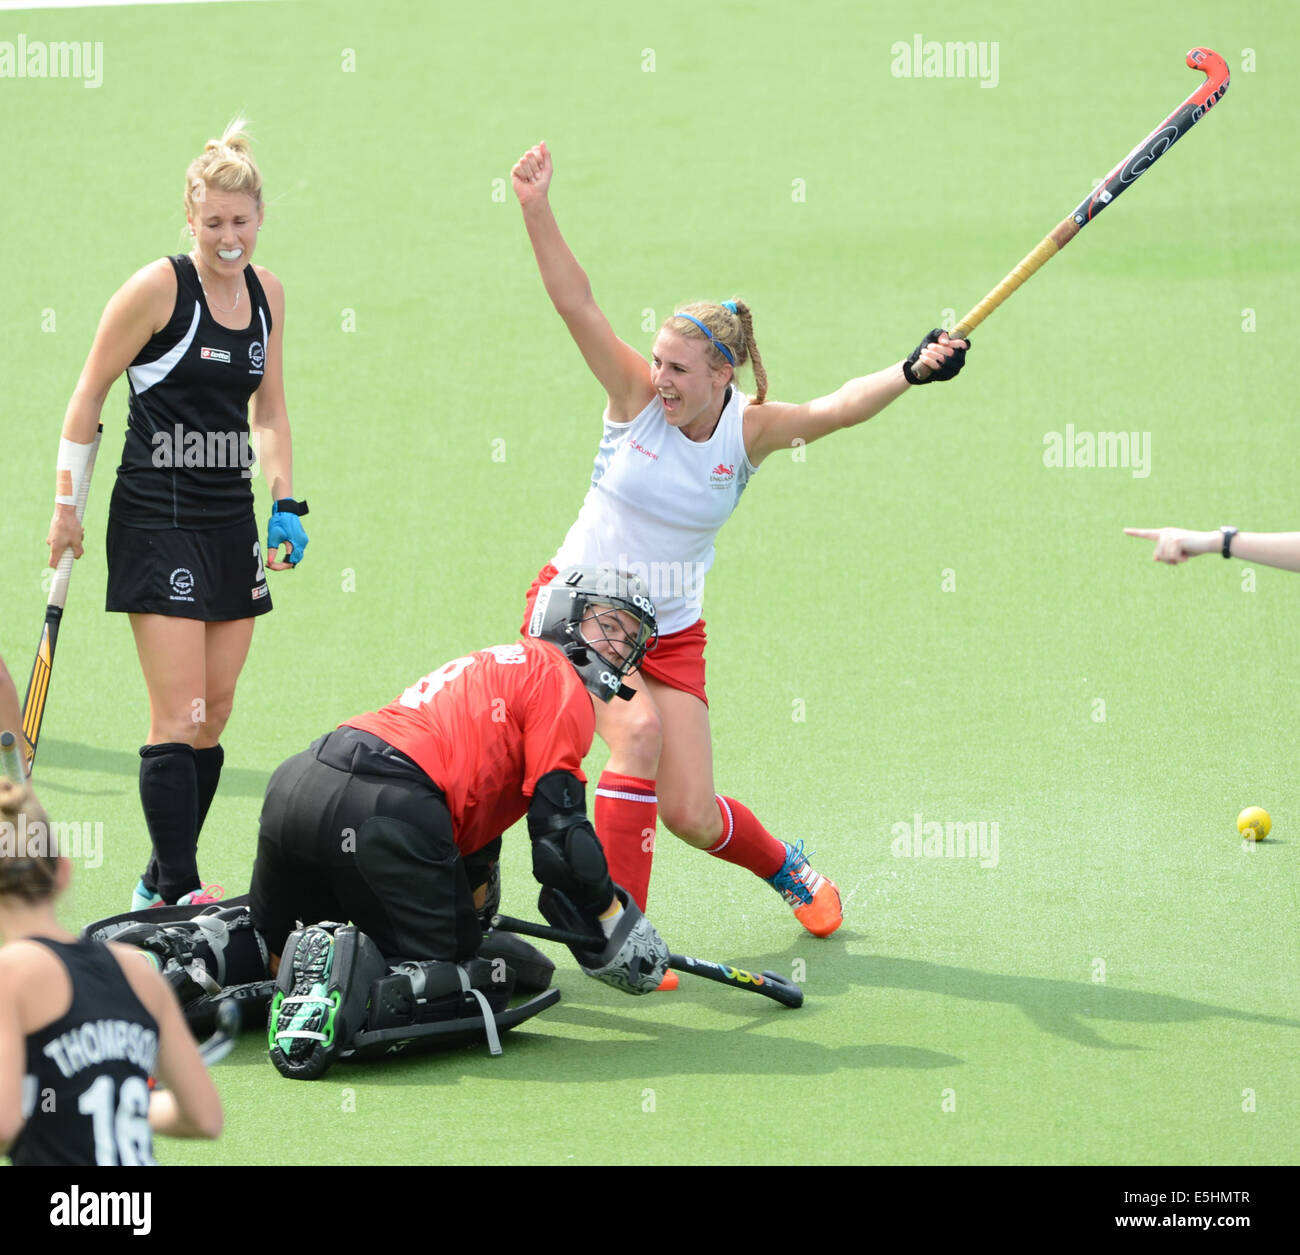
[105,515,272,620]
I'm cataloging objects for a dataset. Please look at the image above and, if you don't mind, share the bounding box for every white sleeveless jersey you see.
[552,388,757,634]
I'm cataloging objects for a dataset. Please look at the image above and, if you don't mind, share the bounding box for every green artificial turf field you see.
[1,0,1297,1168]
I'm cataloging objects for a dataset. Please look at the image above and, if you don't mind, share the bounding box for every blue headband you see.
[673,311,736,366]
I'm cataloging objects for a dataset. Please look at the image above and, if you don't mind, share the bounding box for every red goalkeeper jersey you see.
[342,638,596,855]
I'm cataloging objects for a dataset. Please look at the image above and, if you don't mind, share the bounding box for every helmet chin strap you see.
[574,631,636,700]
[573,622,639,697]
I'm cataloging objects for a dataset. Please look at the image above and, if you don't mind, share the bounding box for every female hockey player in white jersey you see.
[511,141,969,943]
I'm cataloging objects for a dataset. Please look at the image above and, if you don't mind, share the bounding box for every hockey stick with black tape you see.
[910,48,1229,378]
[22,424,103,771]
[491,913,804,1008]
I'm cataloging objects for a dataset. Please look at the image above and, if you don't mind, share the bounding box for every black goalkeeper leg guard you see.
[267,927,560,1075]
[478,930,554,993]
[185,979,277,1038]
[87,899,273,1039]
[138,742,199,902]
[105,904,270,1004]
[348,956,558,1062]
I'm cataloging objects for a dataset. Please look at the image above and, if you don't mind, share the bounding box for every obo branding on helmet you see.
[528,566,657,702]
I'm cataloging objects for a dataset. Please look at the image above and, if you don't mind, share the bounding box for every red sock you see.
[707,796,787,879]
[594,771,658,910]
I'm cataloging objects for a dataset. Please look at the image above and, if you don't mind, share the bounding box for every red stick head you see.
[1186,47,1230,108]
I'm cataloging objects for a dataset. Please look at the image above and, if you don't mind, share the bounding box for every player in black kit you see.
[44,119,309,911]
[0,777,222,1165]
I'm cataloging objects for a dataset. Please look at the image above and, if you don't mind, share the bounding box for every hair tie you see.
[672,312,736,365]
[721,300,738,314]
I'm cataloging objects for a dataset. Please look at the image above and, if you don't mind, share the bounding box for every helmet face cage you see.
[528,567,658,701]
[579,600,657,676]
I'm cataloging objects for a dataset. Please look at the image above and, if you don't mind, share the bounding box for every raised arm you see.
[743,332,968,466]
[512,143,653,422]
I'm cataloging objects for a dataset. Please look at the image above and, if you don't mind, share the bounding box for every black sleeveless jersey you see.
[109,254,272,529]
[9,938,160,1166]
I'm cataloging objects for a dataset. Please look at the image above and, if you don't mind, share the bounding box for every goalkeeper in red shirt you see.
[247,566,670,1077]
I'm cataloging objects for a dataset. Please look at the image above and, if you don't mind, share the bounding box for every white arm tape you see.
[56,437,95,506]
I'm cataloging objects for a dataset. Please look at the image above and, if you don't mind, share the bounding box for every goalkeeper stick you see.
[491,913,805,1008]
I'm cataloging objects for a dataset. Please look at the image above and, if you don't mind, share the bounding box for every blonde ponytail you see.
[666,299,767,403]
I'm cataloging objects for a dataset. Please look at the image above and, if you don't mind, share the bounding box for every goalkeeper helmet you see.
[527,566,657,702]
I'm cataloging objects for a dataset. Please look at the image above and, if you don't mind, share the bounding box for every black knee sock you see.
[195,744,225,840]
[139,742,199,903]
[143,744,224,894]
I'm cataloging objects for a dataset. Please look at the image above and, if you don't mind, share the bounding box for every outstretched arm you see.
[1124,528,1300,573]
[743,332,967,466]
[512,143,652,422]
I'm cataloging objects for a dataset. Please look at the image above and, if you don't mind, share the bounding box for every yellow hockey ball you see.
[1237,806,1271,842]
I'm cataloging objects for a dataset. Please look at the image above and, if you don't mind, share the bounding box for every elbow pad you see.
[527,770,613,916]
